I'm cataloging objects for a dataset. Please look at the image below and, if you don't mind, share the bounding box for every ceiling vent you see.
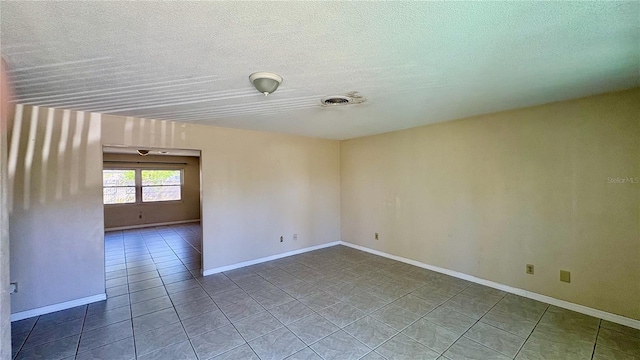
[321,92,366,107]
[322,96,352,105]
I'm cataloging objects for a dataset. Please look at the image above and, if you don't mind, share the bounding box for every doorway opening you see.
[101,146,202,302]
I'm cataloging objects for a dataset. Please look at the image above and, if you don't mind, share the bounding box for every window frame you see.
[102,168,137,205]
[140,169,184,203]
[102,167,184,206]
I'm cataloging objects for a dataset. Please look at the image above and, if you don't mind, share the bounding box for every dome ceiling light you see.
[249,72,283,96]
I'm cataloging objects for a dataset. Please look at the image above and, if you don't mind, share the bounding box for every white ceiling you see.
[1,2,638,140]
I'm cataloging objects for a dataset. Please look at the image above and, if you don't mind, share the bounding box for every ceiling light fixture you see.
[137,149,150,156]
[249,72,283,96]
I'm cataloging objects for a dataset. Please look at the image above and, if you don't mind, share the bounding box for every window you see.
[141,170,182,202]
[103,170,136,204]
[103,169,182,204]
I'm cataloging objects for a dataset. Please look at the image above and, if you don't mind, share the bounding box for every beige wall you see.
[102,115,342,271]
[1,58,13,360]
[103,153,201,229]
[341,89,640,320]
[8,90,637,322]
[9,106,341,315]
[9,106,104,313]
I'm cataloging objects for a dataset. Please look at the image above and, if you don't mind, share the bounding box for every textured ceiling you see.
[1,2,638,140]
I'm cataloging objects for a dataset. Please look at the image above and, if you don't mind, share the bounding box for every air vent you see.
[321,96,352,106]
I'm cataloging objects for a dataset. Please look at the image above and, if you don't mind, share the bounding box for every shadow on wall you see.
[8,105,101,211]
[8,104,106,314]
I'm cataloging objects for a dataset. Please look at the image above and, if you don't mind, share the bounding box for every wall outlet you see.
[9,282,18,294]
[526,264,534,275]
[280,236,283,243]
[293,234,297,241]
[560,270,571,283]
[375,233,379,240]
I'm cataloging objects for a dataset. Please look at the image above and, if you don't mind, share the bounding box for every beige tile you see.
[287,313,339,345]
[444,337,510,360]
[317,302,366,328]
[24,229,634,360]
[461,284,506,302]
[376,334,440,360]
[493,296,547,322]
[464,322,526,358]
[371,304,422,331]
[516,332,595,360]
[592,344,638,360]
[190,325,246,360]
[343,316,398,349]
[601,321,640,339]
[310,330,370,360]
[402,318,460,353]
[423,306,476,335]
[391,294,439,316]
[137,340,197,360]
[233,311,284,341]
[480,308,537,338]
[284,347,323,360]
[268,300,315,325]
[440,292,497,320]
[249,327,306,360]
[533,318,598,346]
[597,328,640,357]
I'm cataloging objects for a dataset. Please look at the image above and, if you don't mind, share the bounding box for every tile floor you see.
[10,223,640,360]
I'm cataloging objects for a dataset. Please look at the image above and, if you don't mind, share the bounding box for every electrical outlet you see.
[375,233,379,240]
[9,282,17,294]
[280,236,283,243]
[526,264,534,275]
[560,270,571,283]
[293,234,297,241]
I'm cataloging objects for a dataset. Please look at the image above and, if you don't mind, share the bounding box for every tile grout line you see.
[402,283,478,356]
[135,227,169,358]
[218,257,366,358]
[133,225,199,358]
[192,253,259,358]
[75,232,126,359]
[512,303,550,359]
[12,313,41,359]
[156,226,202,360]
[464,319,528,357]
[225,267,304,358]
[72,280,90,358]
[30,230,630,360]
[590,319,602,360]
[79,233,116,357]
[323,275,467,358]
[125,231,137,360]
[437,289,508,358]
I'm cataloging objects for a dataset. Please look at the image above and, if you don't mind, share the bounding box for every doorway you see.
[101,146,202,302]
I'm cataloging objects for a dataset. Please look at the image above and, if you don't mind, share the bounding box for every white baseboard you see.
[105,219,200,231]
[202,241,341,276]
[11,293,106,322]
[339,241,640,330]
